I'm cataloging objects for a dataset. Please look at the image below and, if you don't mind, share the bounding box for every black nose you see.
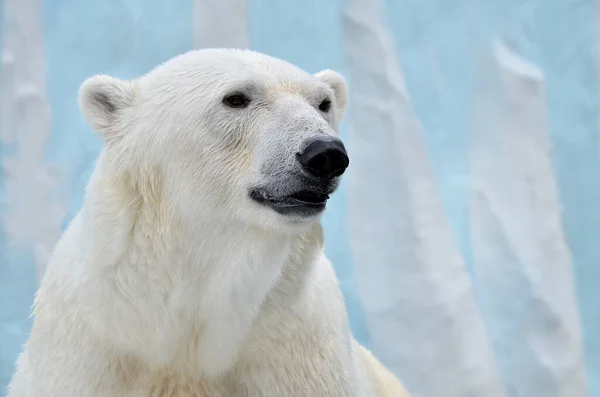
[297,138,349,179]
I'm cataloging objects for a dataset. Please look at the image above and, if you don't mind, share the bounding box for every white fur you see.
[7,49,410,397]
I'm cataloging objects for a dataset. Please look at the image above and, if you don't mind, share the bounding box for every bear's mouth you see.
[250,188,330,215]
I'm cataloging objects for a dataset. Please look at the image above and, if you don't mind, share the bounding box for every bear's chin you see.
[249,188,329,218]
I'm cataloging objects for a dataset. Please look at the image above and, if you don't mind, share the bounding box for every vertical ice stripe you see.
[384,0,480,275]
[342,0,506,395]
[532,3,600,396]
[193,0,249,49]
[0,0,51,389]
[1,0,62,279]
[42,0,194,225]
[0,0,4,230]
[0,0,10,391]
[248,0,371,346]
[470,40,587,397]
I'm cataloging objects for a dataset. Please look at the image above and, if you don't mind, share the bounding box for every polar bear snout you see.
[296,137,349,180]
[248,136,348,219]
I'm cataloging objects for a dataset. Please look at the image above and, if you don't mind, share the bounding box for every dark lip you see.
[250,189,331,215]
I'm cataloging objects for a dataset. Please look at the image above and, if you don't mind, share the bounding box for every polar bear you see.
[7,49,410,397]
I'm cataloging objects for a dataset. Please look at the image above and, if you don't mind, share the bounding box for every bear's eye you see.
[223,93,251,108]
[318,99,332,113]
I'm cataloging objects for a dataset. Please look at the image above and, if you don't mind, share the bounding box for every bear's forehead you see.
[151,49,324,93]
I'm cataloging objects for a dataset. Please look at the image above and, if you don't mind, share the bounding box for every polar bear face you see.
[79,49,349,232]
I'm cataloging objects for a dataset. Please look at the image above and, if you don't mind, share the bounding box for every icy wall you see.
[1,0,599,396]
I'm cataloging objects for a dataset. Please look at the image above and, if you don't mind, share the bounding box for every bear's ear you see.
[314,69,348,124]
[78,74,135,136]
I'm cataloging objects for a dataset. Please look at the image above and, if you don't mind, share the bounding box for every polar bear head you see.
[79,49,349,233]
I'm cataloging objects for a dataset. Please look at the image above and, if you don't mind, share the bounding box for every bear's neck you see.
[70,158,324,376]
[80,156,314,281]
